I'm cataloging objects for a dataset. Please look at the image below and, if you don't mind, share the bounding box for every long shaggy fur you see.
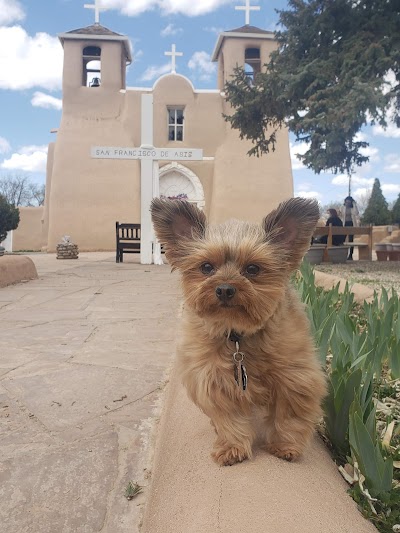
[151,197,326,466]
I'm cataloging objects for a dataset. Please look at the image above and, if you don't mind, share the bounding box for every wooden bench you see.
[116,222,140,263]
[313,225,373,261]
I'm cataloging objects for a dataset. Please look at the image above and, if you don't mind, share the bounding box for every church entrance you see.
[159,162,205,209]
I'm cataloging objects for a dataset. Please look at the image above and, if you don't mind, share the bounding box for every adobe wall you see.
[13,207,45,252]
[45,71,293,251]
[373,226,400,244]
[46,87,140,252]
[210,97,293,224]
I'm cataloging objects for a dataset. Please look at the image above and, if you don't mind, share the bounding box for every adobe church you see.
[39,2,293,261]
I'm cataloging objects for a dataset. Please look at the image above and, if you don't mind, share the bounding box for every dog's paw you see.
[266,445,301,462]
[212,445,249,466]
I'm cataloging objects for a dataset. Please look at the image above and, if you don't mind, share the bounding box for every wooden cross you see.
[235,0,260,26]
[84,0,107,24]
[164,44,183,73]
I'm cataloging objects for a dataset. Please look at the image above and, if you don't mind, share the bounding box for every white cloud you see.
[0,26,63,90]
[160,23,183,37]
[382,183,400,195]
[331,174,350,186]
[1,145,48,173]
[290,142,309,170]
[0,0,25,26]
[101,0,232,16]
[0,137,11,154]
[372,122,400,138]
[188,51,216,81]
[353,187,372,199]
[31,91,62,110]
[294,190,323,202]
[140,63,171,82]
[359,145,379,162]
[384,154,400,173]
[204,26,225,35]
[332,174,374,187]
[297,182,312,192]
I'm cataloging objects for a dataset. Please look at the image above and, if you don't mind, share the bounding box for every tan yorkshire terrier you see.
[151,197,326,466]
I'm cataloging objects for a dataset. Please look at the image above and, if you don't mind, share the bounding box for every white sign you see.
[91,146,203,161]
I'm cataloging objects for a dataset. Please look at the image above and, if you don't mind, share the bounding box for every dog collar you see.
[228,330,243,343]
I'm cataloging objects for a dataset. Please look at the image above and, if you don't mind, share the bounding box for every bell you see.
[90,77,101,87]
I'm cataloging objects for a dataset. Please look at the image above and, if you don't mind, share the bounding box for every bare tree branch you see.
[0,174,45,207]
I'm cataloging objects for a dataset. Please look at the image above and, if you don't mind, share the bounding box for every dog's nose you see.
[215,284,236,302]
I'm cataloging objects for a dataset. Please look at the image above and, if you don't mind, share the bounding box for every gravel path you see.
[315,261,400,293]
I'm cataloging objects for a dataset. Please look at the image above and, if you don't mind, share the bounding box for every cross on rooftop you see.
[84,0,107,25]
[165,44,183,73]
[235,0,260,26]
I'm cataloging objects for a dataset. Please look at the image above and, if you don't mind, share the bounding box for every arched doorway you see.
[159,162,205,209]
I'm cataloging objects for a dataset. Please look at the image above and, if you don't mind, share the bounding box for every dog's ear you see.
[151,198,206,267]
[262,197,320,268]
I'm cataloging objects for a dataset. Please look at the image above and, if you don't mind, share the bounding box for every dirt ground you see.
[316,260,400,293]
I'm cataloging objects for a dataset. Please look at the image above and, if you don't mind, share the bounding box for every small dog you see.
[151,197,326,466]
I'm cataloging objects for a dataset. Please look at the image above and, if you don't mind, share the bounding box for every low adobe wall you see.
[0,256,38,288]
[12,207,45,252]
[356,225,399,246]
[141,272,378,533]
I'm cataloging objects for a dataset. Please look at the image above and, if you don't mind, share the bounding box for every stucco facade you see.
[12,207,45,252]
[42,22,293,252]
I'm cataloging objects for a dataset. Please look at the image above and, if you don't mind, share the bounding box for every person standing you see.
[341,196,360,260]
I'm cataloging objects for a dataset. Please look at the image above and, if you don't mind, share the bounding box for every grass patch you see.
[124,481,143,500]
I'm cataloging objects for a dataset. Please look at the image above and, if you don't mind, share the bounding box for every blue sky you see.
[0,0,399,209]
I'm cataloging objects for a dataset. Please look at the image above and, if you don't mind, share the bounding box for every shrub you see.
[0,194,20,243]
[294,262,399,533]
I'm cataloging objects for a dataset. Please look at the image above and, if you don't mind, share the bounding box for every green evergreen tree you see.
[361,179,391,225]
[224,0,400,174]
[0,194,20,243]
[391,193,400,225]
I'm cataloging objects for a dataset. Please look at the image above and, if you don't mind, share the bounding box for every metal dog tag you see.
[241,363,248,391]
[233,344,247,390]
[234,363,239,386]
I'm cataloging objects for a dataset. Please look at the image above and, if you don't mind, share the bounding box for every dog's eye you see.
[245,264,260,276]
[200,263,215,275]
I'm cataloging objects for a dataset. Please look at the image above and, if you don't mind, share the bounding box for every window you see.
[245,47,261,84]
[83,46,101,87]
[167,107,184,141]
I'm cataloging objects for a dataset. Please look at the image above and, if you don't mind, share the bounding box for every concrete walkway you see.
[0,253,180,533]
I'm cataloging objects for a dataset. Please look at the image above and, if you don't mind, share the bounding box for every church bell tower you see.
[58,20,132,98]
[212,0,276,91]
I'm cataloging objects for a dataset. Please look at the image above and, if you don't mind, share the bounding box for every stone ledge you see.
[141,271,378,533]
[0,255,38,288]
[314,270,376,303]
